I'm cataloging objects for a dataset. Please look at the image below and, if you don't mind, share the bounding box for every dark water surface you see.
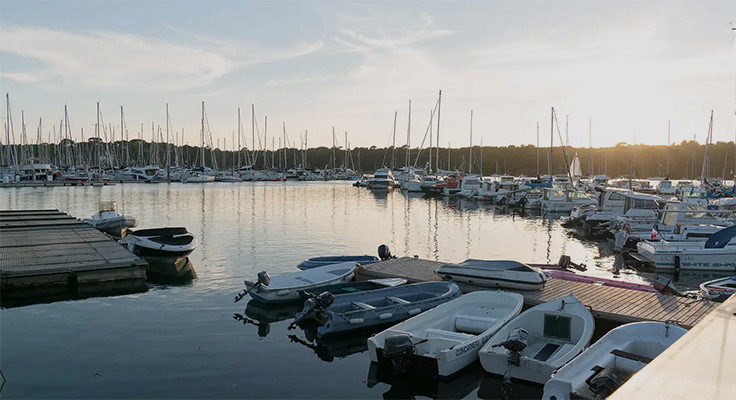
[0,182,700,398]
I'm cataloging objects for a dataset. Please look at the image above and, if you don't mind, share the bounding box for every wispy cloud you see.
[263,74,331,87]
[0,27,323,92]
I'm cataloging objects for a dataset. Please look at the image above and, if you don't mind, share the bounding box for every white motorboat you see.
[542,322,687,400]
[699,275,736,302]
[636,225,736,272]
[656,179,677,196]
[369,168,398,190]
[236,261,356,304]
[478,295,594,384]
[436,260,547,291]
[367,291,524,378]
[541,188,596,213]
[82,201,137,238]
[181,167,216,183]
[120,227,197,264]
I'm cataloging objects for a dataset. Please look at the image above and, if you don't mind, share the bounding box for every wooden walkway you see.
[357,257,718,329]
[0,210,148,292]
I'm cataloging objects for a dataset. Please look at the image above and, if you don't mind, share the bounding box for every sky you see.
[1,0,735,150]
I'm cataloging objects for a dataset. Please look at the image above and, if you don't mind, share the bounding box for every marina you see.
[1,2,734,397]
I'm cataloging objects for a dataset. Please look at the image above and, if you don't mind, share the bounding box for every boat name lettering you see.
[454,334,492,357]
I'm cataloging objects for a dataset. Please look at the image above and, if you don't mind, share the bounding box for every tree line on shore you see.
[5,139,734,179]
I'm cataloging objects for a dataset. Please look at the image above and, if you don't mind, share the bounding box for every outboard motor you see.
[291,291,335,328]
[383,334,414,375]
[558,255,587,271]
[586,367,622,399]
[493,328,529,397]
[378,244,394,261]
[257,271,271,286]
[234,271,272,303]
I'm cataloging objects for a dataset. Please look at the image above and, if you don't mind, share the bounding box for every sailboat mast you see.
[536,122,540,177]
[391,111,397,169]
[201,101,205,168]
[589,118,593,176]
[237,107,241,169]
[549,107,554,175]
[429,109,433,173]
[667,119,671,178]
[480,137,483,177]
[469,110,473,175]
[406,100,411,169]
[436,90,441,174]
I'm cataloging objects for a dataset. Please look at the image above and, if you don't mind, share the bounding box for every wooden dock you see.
[357,257,718,329]
[0,209,148,305]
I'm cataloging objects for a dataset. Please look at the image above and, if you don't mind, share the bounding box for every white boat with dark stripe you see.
[436,260,547,291]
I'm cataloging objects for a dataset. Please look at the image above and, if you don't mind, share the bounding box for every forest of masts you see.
[3,95,733,179]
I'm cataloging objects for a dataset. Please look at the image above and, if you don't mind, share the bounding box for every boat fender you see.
[349,318,364,325]
[378,313,393,320]
[276,290,290,296]
[408,309,421,316]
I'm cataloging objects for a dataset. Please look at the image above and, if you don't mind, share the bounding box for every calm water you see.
[0,182,715,399]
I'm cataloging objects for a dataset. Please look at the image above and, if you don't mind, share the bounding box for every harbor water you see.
[0,182,718,398]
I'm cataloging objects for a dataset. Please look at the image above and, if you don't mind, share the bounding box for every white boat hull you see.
[543,322,687,400]
[245,262,357,304]
[637,241,736,272]
[479,295,594,384]
[367,291,524,377]
[436,261,547,291]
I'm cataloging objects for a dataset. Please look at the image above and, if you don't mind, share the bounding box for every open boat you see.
[82,201,137,238]
[699,275,736,302]
[299,278,406,298]
[542,322,687,400]
[436,260,547,291]
[297,255,380,270]
[119,227,197,264]
[367,291,524,378]
[293,282,461,338]
[478,295,594,384]
[236,262,357,304]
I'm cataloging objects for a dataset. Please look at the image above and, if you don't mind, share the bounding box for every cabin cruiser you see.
[82,201,137,238]
[181,167,216,183]
[421,174,460,196]
[581,189,660,237]
[369,168,398,190]
[127,166,166,181]
[636,225,736,271]
[541,188,596,213]
[656,179,677,196]
[611,202,733,251]
[471,179,520,202]
[120,227,197,264]
[452,175,482,197]
[20,163,53,181]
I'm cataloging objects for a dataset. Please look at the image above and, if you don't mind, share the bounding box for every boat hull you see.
[637,242,736,271]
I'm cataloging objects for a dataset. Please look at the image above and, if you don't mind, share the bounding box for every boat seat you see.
[611,349,653,364]
[454,314,498,335]
[424,328,474,342]
[533,343,561,362]
[352,301,376,310]
[386,296,410,305]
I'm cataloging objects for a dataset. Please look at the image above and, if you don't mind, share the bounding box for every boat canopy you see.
[704,225,736,249]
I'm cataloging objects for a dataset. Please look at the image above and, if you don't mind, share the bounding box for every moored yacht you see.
[636,225,736,271]
[369,168,398,190]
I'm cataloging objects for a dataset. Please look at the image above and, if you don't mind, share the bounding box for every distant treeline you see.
[4,139,735,179]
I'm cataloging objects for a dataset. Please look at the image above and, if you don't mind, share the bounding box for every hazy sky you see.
[1,1,734,150]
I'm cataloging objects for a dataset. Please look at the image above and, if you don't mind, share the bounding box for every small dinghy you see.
[82,201,137,238]
[235,262,357,304]
[297,255,380,270]
[293,281,461,338]
[120,227,197,264]
[296,244,394,270]
[299,278,407,299]
[699,275,736,302]
[543,322,687,400]
[367,291,524,378]
[436,260,547,291]
[478,295,594,385]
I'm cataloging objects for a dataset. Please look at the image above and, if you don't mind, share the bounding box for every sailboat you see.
[181,101,215,183]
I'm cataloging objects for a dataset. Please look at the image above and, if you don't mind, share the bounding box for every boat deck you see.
[357,257,718,329]
[0,209,148,305]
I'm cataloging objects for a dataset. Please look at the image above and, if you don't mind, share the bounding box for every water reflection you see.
[477,374,543,399]
[366,362,485,400]
[234,299,303,337]
[287,326,373,362]
[0,278,148,309]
